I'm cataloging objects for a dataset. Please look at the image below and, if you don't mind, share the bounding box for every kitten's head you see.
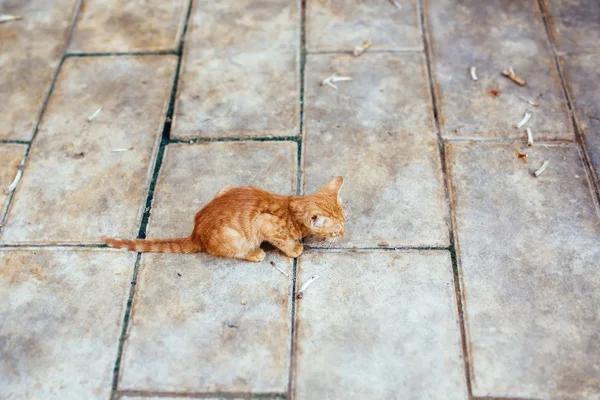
[304,176,346,238]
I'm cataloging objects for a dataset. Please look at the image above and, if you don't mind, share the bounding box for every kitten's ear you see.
[311,214,329,228]
[318,176,344,199]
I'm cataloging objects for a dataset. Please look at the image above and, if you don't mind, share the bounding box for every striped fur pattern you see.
[102,177,346,262]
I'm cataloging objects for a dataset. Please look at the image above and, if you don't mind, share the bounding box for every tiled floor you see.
[1,0,599,399]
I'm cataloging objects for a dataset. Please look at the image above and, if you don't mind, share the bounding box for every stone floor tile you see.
[0,145,26,212]
[562,53,600,181]
[304,53,449,248]
[447,143,600,398]
[119,253,293,392]
[1,56,177,244]
[0,0,79,140]
[148,141,297,239]
[428,0,572,140]
[295,250,467,400]
[69,0,188,53]
[0,249,135,400]
[171,1,299,139]
[306,0,422,53]
[546,0,600,52]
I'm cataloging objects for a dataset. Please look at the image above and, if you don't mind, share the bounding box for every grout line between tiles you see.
[418,0,473,398]
[116,390,286,399]
[288,2,307,398]
[536,0,600,210]
[169,136,300,144]
[109,0,196,398]
[307,48,424,55]
[66,50,178,57]
[0,0,83,236]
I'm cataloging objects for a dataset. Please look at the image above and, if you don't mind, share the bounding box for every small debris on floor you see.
[353,39,371,57]
[515,111,532,129]
[4,163,24,194]
[515,148,528,163]
[520,96,539,108]
[377,242,389,247]
[87,107,102,122]
[177,272,182,277]
[112,147,134,152]
[270,261,289,277]
[533,160,550,177]
[388,0,402,8]
[0,14,22,23]
[241,300,247,305]
[489,84,500,97]
[502,67,526,86]
[320,74,353,90]
[469,66,478,81]
[297,275,320,299]
[526,128,534,147]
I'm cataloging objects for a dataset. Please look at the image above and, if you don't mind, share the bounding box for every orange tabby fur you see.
[103,176,346,262]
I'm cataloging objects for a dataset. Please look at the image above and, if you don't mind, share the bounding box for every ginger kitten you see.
[103,176,346,262]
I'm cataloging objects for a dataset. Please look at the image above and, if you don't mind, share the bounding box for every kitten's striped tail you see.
[102,236,201,254]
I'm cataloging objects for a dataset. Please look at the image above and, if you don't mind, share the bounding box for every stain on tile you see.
[306,0,422,52]
[1,56,177,244]
[448,142,600,398]
[171,0,299,139]
[295,250,467,400]
[119,253,292,392]
[69,0,188,53]
[0,249,135,400]
[304,53,449,247]
[428,0,572,140]
[0,0,79,140]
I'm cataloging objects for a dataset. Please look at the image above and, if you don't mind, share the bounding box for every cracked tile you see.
[0,0,79,140]
[0,249,134,400]
[119,252,293,392]
[306,0,422,53]
[304,53,449,248]
[171,0,299,139]
[428,0,572,140]
[69,0,189,53]
[1,56,177,244]
[295,250,467,400]
[546,0,600,52]
[562,53,600,181]
[448,142,600,398]
[147,141,297,239]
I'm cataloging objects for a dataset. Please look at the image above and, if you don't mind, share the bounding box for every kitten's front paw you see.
[245,248,265,262]
[287,242,303,258]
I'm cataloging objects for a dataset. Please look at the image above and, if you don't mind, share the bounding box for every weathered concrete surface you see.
[69,0,188,53]
[562,53,600,181]
[147,142,297,239]
[304,53,449,248]
[447,143,600,398]
[295,250,467,400]
[0,0,79,140]
[119,253,292,392]
[0,249,134,400]
[171,1,299,139]
[546,0,600,52]
[0,145,26,213]
[306,0,422,53]
[428,0,572,140]
[1,56,176,244]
